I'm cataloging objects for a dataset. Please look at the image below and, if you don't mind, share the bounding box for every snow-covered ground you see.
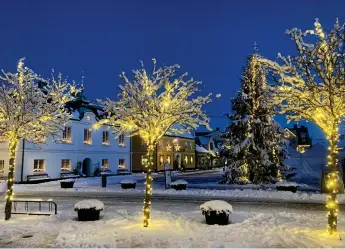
[0,197,344,247]
[11,175,339,204]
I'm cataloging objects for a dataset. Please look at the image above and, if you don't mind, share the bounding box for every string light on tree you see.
[259,18,345,234]
[0,59,79,220]
[94,59,214,227]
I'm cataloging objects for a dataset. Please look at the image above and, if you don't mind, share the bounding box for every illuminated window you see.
[190,142,193,149]
[0,160,4,174]
[167,155,171,165]
[119,159,125,168]
[184,155,188,164]
[159,155,164,165]
[102,159,109,169]
[86,115,91,121]
[84,129,92,145]
[190,156,194,164]
[119,134,125,146]
[33,159,45,172]
[141,156,147,166]
[62,127,72,143]
[61,159,71,171]
[102,131,109,145]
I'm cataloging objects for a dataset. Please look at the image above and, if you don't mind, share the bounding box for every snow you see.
[60,179,75,183]
[120,179,137,184]
[171,180,188,186]
[195,144,209,153]
[200,200,233,214]
[74,199,104,210]
[1,198,345,247]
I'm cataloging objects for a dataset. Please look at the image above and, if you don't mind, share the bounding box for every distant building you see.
[284,124,312,153]
[195,128,224,168]
[0,91,131,182]
[131,134,195,172]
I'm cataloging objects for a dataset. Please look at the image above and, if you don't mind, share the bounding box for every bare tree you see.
[259,19,345,233]
[0,59,78,220]
[95,59,214,227]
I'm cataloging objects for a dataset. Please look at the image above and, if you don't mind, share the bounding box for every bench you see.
[116,168,131,175]
[60,172,80,179]
[27,173,50,182]
[12,198,57,215]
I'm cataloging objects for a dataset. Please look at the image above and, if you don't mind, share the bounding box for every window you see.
[141,140,146,147]
[185,142,188,149]
[119,134,125,146]
[84,129,92,145]
[61,159,71,171]
[184,155,188,164]
[62,127,72,143]
[167,155,171,165]
[210,142,214,151]
[0,160,4,174]
[190,142,193,149]
[119,159,125,168]
[190,156,194,164]
[102,159,109,169]
[33,159,45,172]
[141,156,147,166]
[102,131,109,145]
[159,155,164,165]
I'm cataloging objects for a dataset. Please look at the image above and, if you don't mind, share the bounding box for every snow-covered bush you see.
[200,200,233,215]
[74,199,104,211]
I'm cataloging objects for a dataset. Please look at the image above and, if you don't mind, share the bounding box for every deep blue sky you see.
[0,0,344,139]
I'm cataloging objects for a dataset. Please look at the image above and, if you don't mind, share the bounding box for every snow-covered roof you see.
[196,144,209,153]
[303,143,328,158]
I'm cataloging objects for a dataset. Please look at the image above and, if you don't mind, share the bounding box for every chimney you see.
[216,127,220,131]
[293,124,298,129]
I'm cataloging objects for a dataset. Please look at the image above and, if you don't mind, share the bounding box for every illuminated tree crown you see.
[97,59,213,144]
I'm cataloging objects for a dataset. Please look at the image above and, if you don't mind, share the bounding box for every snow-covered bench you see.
[12,198,57,216]
[27,173,50,182]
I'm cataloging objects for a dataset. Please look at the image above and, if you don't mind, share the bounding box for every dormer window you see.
[210,142,214,151]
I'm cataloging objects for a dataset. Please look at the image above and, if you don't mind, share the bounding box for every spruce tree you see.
[221,52,288,184]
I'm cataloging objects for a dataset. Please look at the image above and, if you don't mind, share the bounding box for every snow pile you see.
[74,199,104,210]
[171,180,188,186]
[200,200,233,214]
[120,179,136,184]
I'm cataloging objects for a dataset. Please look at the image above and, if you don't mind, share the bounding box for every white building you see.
[0,92,131,182]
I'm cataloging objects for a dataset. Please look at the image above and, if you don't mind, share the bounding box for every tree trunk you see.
[5,138,18,220]
[327,123,339,233]
[143,143,154,227]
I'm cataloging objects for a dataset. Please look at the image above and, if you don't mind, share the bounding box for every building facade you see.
[0,92,131,182]
[131,135,195,172]
[284,124,312,153]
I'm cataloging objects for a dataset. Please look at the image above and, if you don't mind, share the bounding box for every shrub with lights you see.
[94,59,214,227]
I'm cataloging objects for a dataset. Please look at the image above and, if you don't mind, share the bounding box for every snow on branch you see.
[259,19,345,137]
[95,59,212,144]
[0,59,80,143]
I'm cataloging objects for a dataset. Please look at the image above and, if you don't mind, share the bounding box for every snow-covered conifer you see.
[221,53,288,184]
